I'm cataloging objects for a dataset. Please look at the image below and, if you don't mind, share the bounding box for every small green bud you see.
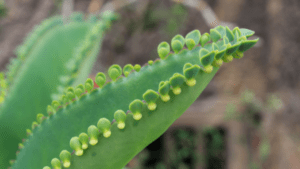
[225,26,234,42]
[212,43,219,51]
[238,36,247,42]
[51,100,60,110]
[61,95,69,105]
[79,132,89,149]
[226,42,241,55]
[75,84,85,97]
[114,110,127,129]
[9,160,15,165]
[232,27,242,37]
[66,87,75,101]
[36,113,45,124]
[134,64,141,72]
[47,105,54,116]
[43,166,51,169]
[123,64,134,77]
[232,50,244,59]
[210,29,222,42]
[238,38,259,52]
[158,81,170,102]
[97,118,111,138]
[185,30,201,50]
[169,73,185,95]
[212,59,223,68]
[51,158,61,169]
[240,28,255,38]
[95,72,106,88]
[148,60,153,65]
[223,36,229,45]
[183,63,200,86]
[70,137,83,156]
[214,45,226,60]
[26,129,32,136]
[200,33,211,46]
[185,39,196,50]
[108,64,122,81]
[59,150,71,168]
[199,48,216,73]
[143,89,159,111]
[215,25,225,36]
[32,121,38,130]
[88,125,99,145]
[129,99,144,120]
[18,143,24,149]
[157,42,170,59]
[85,78,94,93]
[223,54,233,63]
[171,35,185,53]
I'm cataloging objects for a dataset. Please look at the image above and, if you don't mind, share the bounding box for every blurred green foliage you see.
[0,0,7,18]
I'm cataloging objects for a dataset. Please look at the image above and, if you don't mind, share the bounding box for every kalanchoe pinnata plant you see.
[0,9,258,169]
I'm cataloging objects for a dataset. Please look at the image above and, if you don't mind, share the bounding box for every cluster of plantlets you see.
[0,8,258,169]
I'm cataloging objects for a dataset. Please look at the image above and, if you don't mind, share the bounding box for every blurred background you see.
[0,0,299,168]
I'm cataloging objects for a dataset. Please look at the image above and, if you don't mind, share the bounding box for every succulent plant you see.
[0,9,258,169]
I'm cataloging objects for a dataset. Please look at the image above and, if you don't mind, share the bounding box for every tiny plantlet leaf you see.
[185,30,201,49]
[171,35,185,53]
[108,64,122,81]
[88,125,99,145]
[133,64,141,72]
[169,73,185,95]
[225,26,235,42]
[183,63,201,86]
[97,118,111,138]
[123,64,134,77]
[239,28,255,38]
[215,25,225,37]
[210,29,222,42]
[223,36,229,45]
[158,81,171,102]
[75,84,85,97]
[233,27,242,37]
[238,38,259,52]
[226,42,241,55]
[200,33,211,46]
[85,78,94,93]
[186,39,196,50]
[114,110,127,129]
[51,158,61,169]
[70,137,83,156]
[66,87,75,101]
[157,41,171,60]
[36,114,44,124]
[59,150,71,168]
[143,89,159,111]
[129,99,144,120]
[95,72,106,88]
[148,60,153,65]
[200,49,216,67]
[78,133,89,149]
